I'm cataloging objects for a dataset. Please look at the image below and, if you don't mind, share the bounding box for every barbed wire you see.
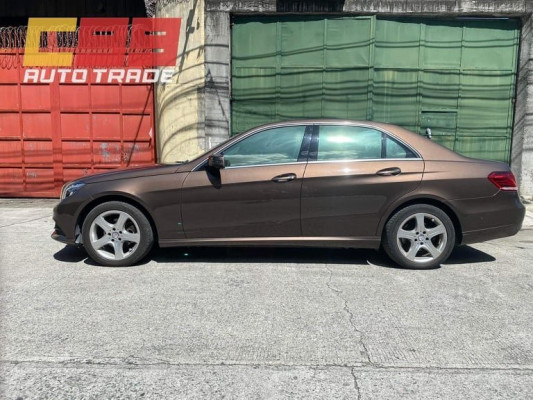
[0,24,159,69]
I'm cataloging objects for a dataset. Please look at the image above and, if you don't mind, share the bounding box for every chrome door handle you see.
[376,167,402,176]
[272,173,297,183]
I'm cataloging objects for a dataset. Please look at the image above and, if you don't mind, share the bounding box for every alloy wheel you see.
[396,212,448,264]
[89,210,141,261]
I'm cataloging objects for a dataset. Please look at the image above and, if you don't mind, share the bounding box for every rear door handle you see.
[376,167,402,176]
[272,173,297,183]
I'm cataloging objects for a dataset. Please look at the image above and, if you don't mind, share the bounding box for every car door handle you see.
[376,167,402,176]
[272,173,297,183]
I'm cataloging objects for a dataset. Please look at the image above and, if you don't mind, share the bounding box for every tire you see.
[82,201,154,267]
[382,204,456,269]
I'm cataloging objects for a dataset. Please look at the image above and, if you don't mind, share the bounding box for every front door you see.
[181,125,311,238]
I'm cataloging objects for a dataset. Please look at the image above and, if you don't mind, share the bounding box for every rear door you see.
[181,124,311,238]
[301,124,424,237]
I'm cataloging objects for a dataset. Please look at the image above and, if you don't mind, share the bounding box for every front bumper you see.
[52,196,88,245]
[51,228,71,244]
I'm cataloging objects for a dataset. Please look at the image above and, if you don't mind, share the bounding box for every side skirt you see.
[158,237,381,249]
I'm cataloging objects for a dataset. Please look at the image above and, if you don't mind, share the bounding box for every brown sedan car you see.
[52,120,525,268]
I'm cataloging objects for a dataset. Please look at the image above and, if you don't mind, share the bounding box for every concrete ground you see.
[1,199,532,399]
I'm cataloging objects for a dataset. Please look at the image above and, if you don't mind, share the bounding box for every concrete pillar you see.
[204,11,231,148]
[513,15,533,199]
[155,0,206,163]
[203,0,276,142]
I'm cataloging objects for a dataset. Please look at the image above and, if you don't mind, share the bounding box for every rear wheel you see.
[383,204,456,269]
[82,201,154,266]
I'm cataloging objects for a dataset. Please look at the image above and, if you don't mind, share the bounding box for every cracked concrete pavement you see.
[1,199,533,399]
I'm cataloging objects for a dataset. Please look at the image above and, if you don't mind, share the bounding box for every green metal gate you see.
[231,16,519,162]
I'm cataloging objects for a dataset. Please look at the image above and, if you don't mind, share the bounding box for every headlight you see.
[60,182,85,200]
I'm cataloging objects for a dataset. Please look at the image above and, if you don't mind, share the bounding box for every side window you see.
[223,125,307,167]
[316,125,418,161]
[384,136,417,159]
[317,125,382,161]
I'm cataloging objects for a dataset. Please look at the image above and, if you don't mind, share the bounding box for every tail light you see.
[488,171,518,191]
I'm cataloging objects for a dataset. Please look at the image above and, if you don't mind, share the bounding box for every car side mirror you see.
[208,154,226,169]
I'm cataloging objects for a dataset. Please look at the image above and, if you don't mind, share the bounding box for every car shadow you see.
[53,245,87,263]
[153,246,397,267]
[443,245,496,265]
[53,244,496,270]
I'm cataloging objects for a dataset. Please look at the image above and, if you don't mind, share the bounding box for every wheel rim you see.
[89,210,141,261]
[396,212,447,264]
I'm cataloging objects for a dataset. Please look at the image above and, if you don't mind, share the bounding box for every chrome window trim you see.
[194,161,307,172]
[225,161,308,170]
[191,121,423,171]
[307,158,423,164]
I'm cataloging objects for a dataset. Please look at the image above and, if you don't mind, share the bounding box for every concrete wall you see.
[155,0,206,163]
[157,0,533,196]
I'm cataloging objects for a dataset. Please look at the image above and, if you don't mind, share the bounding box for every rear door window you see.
[316,125,417,161]
[317,125,382,161]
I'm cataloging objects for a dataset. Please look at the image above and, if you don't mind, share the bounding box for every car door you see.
[180,124,311,238]
[301,124,424,238]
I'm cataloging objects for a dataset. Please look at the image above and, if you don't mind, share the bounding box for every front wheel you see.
[383,204,456,269]
[82,201,154,266]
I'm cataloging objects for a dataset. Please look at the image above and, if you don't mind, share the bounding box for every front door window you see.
[223,125,307,167]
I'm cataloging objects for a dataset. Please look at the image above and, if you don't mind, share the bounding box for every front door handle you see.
[272,173,297,183]
[376,167,402,176]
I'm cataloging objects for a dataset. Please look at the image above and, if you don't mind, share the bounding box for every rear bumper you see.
[450,191,525,245]
[461,223,522,245]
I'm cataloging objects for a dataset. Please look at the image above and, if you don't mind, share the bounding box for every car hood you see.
[79,164,184,184]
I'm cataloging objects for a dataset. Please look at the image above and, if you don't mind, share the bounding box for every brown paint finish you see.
[181,163,307,238]
[302,159,424,237]
[52,120,525,255]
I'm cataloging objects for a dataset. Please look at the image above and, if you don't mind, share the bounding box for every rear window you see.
[385,136,417,159]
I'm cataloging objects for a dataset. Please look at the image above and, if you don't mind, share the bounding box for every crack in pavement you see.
[3,359,533,373]
[325,264,372,365]
[351,367,362,400]
[0,215,50,229]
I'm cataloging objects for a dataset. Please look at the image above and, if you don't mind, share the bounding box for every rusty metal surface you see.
[0,51,156,197]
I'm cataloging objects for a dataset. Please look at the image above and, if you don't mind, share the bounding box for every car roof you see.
[250,119,467,161]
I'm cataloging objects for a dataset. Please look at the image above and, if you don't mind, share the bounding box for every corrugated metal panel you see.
[0,54,156,197]
[231,16,519,162]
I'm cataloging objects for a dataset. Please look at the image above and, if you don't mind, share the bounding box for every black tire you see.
[382,204,456,269]
[82,201,154,267]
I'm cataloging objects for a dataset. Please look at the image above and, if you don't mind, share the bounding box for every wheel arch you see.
[76,195,159,244]
[379,197,463,244]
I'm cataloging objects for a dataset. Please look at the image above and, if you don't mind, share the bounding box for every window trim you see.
[192,121,422,172]
[307,158,423,165]
[225,161,308,170]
